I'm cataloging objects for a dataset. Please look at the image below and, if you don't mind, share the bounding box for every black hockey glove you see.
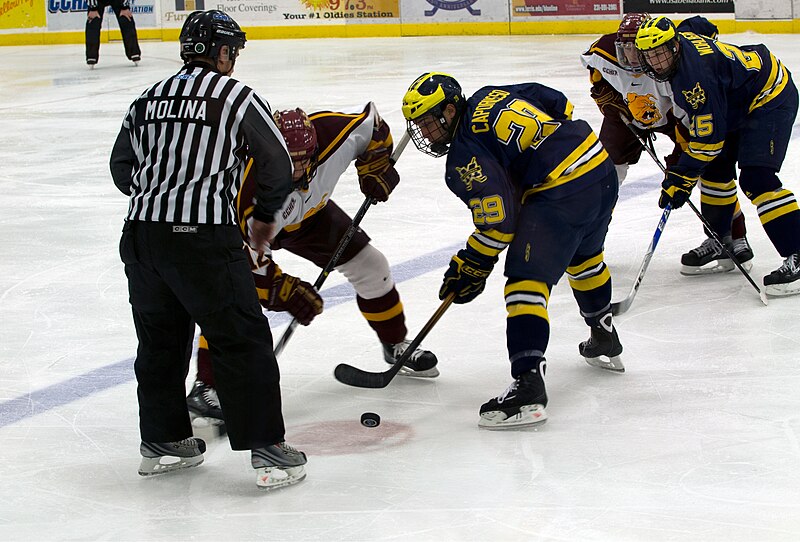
[440,248,498,304]
[659,170,697,209]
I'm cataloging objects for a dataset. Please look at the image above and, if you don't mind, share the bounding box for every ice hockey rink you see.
[1,30,799,541]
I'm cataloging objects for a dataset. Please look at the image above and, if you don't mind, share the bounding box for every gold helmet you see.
[635,16,680,82]
[402,72,464,157]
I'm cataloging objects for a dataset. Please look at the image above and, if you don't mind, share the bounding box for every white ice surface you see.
[1,33,799,541]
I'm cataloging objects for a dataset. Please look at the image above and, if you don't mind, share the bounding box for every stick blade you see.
[333,363,390,389]
[611,298,631,316]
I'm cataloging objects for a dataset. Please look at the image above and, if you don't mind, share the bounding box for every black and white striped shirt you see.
[110,62,292,226]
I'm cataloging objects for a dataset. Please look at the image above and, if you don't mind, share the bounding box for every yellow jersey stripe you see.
[567,253,604,275]
[507,303,549,320]
[504,279,550,301]
[362,301,404,322]
[752,189,792,206]
[568,268,611,291]
[760,203,799,225]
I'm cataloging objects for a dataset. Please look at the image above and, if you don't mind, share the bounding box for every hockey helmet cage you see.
[615,13,650,72]
[180,10,246,64]
[273,108,319,186]
[402,72,465,158]
[635,16,680,82]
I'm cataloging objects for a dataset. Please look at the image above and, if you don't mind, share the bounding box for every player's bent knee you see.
[336,244,394,299]
[739,166,782,200]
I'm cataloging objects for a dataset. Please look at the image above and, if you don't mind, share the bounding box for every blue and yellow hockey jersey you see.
[667,32,793,180]
[445,83,613,242]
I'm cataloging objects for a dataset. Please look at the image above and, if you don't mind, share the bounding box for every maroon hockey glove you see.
[264,269,323,325]
[591,80,631,121]
[356,146,399,202]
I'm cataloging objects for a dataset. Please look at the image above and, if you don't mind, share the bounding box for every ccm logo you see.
[172,225,198,233]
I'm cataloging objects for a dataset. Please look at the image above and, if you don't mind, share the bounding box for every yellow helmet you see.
[635,16,676,51]
[402,72,465,157]
[635,16,680,82]
[401,72,463,121]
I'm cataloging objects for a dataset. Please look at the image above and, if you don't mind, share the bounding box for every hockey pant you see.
[85,0,141,62]
[120,221,285,450]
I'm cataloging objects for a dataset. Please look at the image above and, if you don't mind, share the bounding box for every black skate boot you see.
[138,437,206,476]
[383,340,439,378]
[731,236,754,271]
[764,252,800,297]
[580,313,624,372]
[479,361,548,430]
[186,380,226,436]
[680,237,732,275]
[252,442,308,490]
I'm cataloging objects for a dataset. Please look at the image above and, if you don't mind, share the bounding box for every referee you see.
[110,10,307,490]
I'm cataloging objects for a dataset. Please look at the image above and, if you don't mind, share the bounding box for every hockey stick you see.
[623,117,768,306]
[273,131,412,358]
[334,293,455,389]
[610,115,674,315]
[612,204,671,315]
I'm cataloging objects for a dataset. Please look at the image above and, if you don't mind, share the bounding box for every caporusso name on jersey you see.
[140,98,221,125]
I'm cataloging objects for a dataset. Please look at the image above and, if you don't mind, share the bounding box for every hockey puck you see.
[360,412,380,428]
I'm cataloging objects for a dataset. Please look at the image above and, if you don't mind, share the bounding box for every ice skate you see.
[186,380,226,437]
[479,362,548,430]
[731,236,755,270]
[130,54,140,67]
[680,236,753,275]
[87,58,97,70]
[580,314,624,372]
[383,339,439,378]
[138,438,206,476]
[252,442,308,490]
[764,252,800,297]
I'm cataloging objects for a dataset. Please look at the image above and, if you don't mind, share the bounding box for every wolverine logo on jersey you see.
[456,156,487,191]
[682,83,706,110]
[626,93,662,126]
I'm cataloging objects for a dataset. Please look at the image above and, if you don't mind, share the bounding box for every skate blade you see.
[138,454,203,476]
[478,405,547,430]
[191,417,227,441]
[397,366,440,378]
[765,282,800,297]
[584,355,625,373]
[680,260,735,276]
[255,466,307,490]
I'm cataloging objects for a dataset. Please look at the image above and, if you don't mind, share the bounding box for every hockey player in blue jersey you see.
[636,16,800,296]
[402,73,623,429]
[582,14,755,276]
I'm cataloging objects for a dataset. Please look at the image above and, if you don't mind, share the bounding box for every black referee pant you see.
[85,0,141,63]
[120,221,285,450]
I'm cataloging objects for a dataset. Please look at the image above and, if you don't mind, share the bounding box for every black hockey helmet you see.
[179,10,246,64]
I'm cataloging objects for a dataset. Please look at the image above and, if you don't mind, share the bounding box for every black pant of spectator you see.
[86,0,141,64]
[120,221,286,450]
